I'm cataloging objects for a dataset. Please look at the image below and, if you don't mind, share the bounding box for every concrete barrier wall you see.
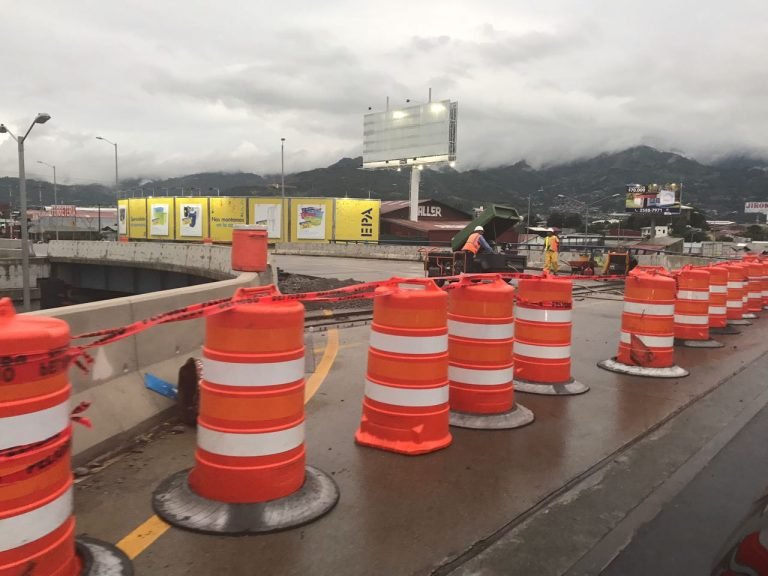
[0,257,50,290]
[29,268,272,464]
[0,239,22,249]
[636,254,713,269]
[274,242,424,261]
[48,240,236,280]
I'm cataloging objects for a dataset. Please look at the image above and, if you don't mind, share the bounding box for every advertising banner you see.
[209,197,247,242]
[117,200,128,235]
[745,201,768,214]
[252,201,283,239]
[179,202,204,237]
[127,198,147,239]
[625,183,681,215]
[334,199,380,241]
[147,198,175,239]
[296,203,327,240]
[51,205,77,217]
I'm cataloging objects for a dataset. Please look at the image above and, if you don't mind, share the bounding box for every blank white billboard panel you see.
[362,100,457,168]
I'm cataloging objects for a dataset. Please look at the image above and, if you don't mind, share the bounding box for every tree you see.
[745,225,767,241]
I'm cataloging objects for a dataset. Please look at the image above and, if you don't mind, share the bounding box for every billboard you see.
[51,205,76,217]
[362,100,458,169]
[127,198,147,239]
[147,198,175,239]
[176,199,209,240]
[250,199,284,239]
[334,199,380,242]
[117,200,128,236]
[289,198,333,242]
[209,197,247,242]
[745,201,768,213]
[625,183,681,215]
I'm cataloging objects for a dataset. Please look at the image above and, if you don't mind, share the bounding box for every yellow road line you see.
[116,328,340,560]
[116,515,170,559]
[305,328,339,402]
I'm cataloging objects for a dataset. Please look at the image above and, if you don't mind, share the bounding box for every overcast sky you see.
[1,0,767,185]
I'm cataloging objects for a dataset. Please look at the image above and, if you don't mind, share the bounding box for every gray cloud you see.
[1,0,768,186]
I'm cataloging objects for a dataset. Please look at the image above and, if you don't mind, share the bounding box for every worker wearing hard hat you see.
[544,228,560,273]
[460,225,493,272]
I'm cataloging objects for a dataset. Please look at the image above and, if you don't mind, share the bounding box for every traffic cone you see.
[153,286,339,534]
[673,267,723,348]
[447,276,533,429]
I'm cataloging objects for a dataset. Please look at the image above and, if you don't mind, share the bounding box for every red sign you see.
[51,205,76,217]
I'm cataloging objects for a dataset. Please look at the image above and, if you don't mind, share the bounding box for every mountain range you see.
[1,146,766,221]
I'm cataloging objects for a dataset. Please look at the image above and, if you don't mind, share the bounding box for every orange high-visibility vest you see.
[545,236,559,252]
[462,233,482,254]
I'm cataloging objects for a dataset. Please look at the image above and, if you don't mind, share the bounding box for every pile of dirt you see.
[277,270,373,311]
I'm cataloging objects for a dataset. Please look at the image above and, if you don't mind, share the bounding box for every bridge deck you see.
[71,294,768,576]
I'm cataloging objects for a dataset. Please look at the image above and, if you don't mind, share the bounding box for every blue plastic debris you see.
[144,372,178,399]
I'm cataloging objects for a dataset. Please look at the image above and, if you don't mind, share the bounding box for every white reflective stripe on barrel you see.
[727,300,743,308]
[728,282,744,289]
[0,401,70,451]
[514,342,571,360]
[448,365,514,386]
[202,357,305,388]
[749,292,763,299]
[197,422,304,457]
[620,331,674,348]
[709,285,727,294]
[448,319,514,340]
[674,314,709,325]
[709,306,727,315]
[514,306,573,323]
[0,486,72,552]
[623,301,675,316]
[677,290,709,301]
[364,380,449,407]
[369,330,448,355]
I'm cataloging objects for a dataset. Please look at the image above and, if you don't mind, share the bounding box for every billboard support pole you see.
[409,166,420,222]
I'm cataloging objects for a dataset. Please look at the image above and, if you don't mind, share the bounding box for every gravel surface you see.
[277,270,373,311]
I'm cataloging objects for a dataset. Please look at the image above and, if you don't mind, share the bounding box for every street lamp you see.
[95,136,119,195]
[528,187,543,231]
[280,137,286,198]
[0,113,52,311]
[557,193,621,236]
[36,160,58,240]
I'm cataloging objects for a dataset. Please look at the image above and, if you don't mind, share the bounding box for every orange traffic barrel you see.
[231,224,268,272]
[762,258,768,310]
[153,286,339,534]
[744,259,764,315]
[708,265,740,336]
[118,235,129,243]
[722,263,752,326]
[447,276,533,429]
[0,298,132,576]
[598,269,689,378]
[355,278,452,454]
[513,276,588,395]
[672,267,723,348]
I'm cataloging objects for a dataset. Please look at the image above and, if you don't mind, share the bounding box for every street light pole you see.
[37,161,57,240]
[96,136,119,198]
[280,137,286,198]
[0,113,52,311]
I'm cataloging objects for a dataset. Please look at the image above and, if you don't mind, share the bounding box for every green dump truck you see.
[423,204,527,278]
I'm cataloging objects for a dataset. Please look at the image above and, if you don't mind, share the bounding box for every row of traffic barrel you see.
[599,254,768,377]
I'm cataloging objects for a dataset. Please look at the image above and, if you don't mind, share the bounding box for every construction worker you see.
[461,225,493,272]
[544,228,560,273]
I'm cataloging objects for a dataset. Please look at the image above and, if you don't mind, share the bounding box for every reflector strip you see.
[369,331,447,355]
[364,380,448,407]
[197,422,304,457]
[674,314,709,325]
[749,292,762,299]
[620,331,674,348]
[727,300,743,308]
[514,342,571,360]
[728,282,744,289]
[708,306,727,315]
[514,307,572,323]
[677,290,709,301]
[0,487,72,552]
[709,285,727,294]
[202,357,305,387]
[623,301,674,316]
[448,319,513,340]
[0,401,70,451]
[448,365,514,386]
